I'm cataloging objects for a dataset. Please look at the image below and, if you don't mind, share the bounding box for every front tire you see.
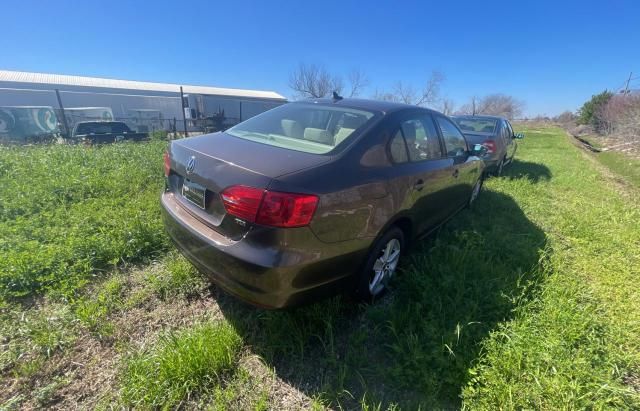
[353,226,405,302]
[468,177,483,208]
[495,157,505,176]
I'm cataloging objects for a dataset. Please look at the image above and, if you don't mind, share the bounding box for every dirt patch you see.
[623,370,640,393]
[1,262,319,410]
[240,354,313,410]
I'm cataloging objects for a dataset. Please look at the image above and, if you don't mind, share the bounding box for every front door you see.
[504,120,517,162]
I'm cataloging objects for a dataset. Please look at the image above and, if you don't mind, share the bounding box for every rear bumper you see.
[161,192,370,308]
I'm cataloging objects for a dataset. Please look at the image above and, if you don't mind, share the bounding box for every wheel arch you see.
[374,212,414,249]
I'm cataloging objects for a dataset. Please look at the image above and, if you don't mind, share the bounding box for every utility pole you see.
[55,89,71,139]
[623,71,633,95]
[180,86,189,137]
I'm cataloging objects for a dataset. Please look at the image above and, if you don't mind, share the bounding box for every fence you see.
[0,84,282,144]
[0,108,242,144]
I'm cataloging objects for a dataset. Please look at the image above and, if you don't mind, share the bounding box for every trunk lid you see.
[167,132,330,239]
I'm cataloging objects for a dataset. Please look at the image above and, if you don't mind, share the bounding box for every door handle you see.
[452,169,459,178]
[413,179,425,191]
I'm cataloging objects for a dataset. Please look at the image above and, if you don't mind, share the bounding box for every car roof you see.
[452,114,506,121]
[291,97,441,115]
[75,121,123,124]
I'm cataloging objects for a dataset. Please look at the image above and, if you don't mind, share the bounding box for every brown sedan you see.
[161,98,485,308]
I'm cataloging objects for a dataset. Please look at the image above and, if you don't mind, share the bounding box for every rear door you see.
[388,111,451,235]
[433,115,477,213]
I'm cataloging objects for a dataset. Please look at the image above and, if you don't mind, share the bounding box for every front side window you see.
[398,115,442,162]
[227,103,376,154]
[436,116,468,157]
[500,122,510,141]
[505,121,514,138]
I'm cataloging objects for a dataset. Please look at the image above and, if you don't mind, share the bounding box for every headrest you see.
[281,119,303,138]
[304,127,333,144]
[341,114,365,130]
[401,122,416,140]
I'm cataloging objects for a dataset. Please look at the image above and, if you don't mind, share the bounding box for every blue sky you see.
[1,0,639,116]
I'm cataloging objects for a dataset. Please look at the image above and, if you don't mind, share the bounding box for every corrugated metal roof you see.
[0,70,286,100]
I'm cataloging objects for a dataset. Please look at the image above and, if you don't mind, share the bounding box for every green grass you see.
[74,274,127,337]
[0,141,169,301]
[120,321,242,409]
[2,128,639,409]
[216,127,639,409]
[574,133,640,189]
[460,128,640,408]
[147,252,208,300]
[596,150,640,189]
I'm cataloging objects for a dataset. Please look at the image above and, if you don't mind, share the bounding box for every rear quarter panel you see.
[269,127,404,244]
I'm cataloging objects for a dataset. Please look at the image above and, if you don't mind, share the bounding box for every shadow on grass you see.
[218,189,548,409]
[504,159,552,182]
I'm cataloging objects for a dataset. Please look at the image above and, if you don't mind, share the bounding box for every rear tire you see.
[353,226,404,303]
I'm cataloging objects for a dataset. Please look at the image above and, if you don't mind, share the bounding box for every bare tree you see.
[289,63,344,99]
[456,94,524,120]
[439,98,455,115]
[553,111,576,124]
[289,63,373,99]
[478,94,525,119]
[598,93,640,138]
[392,81,418,104]
[418,71,445,106]
[347,68,370,98]
[456,96,479,115]
[372,71,445,107]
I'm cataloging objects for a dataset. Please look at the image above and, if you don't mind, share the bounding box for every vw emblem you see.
[186,156,196,174]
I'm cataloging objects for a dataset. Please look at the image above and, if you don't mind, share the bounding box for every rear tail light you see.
[163,151,171,177]
[257,191,319,227]
[220,185,264,222]
[482,139,497,154]
[221,185,319,228]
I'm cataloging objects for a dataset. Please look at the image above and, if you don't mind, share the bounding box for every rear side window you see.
[389,131,408,163]
[398,114,442,162]
[435,116,467,157]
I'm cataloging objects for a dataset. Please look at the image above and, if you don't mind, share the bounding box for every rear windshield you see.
[75,122,130,134]
[453,118,497,133]
[226,103,376,154]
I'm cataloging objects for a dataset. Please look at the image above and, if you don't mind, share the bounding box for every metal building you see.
[0,70,286,139]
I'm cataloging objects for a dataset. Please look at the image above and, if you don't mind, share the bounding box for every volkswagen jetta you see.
[161,98,485,308]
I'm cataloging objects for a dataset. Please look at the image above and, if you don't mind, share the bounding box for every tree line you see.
[573,89,640,139]
[288,63,525,120]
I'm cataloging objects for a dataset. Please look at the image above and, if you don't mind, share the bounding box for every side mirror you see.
[471,143,488,157]
[514,132,524,139]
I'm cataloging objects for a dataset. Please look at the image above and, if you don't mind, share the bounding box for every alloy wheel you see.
[369,238,401,295]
